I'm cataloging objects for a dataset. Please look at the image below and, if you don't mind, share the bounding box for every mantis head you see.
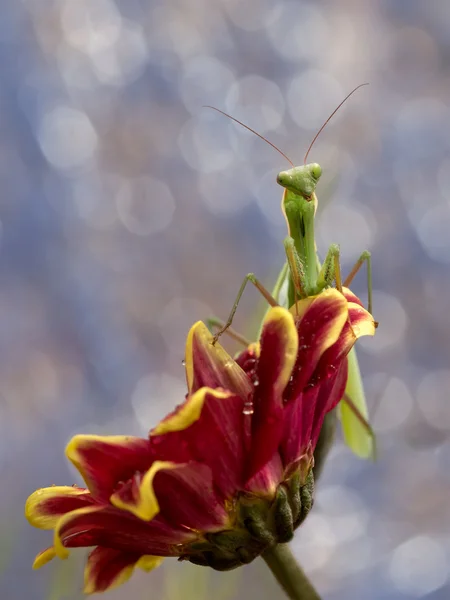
[276,163,322,199]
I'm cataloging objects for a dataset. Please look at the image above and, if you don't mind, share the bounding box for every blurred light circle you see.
[61,0,122,53]
[388,536,447,596]
[372,377,413,433]
[385,26,439,81]
[395,98,449,161]
[437,157,450,196]
[417,370,450,431]
[292,514,337,571]
[266,3,328,62]
[159,297,213,355]
[316,201,376,264]
[91,21,148,86]
[57,46,99,90]
[178,114,235,173]
[73,174,120,230]
[316,485,368,544]
[38,106,98,170]
[253,167,287,233]
[415,203,450,264]
[116,176,175,235]
[287,70,343,130]
[223,0,280,31]
[131,373,186,431]
[180,56,235,115]
[225,75,285,133]
[198,170,253,217]
[358,291,408,354]
[328,539,372,578]
[396,97,448,135]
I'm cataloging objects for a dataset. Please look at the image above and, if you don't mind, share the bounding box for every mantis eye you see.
[311,163,322,179]
[276,171,288,186]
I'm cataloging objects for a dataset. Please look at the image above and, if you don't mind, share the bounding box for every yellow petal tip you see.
[33,547,57,570]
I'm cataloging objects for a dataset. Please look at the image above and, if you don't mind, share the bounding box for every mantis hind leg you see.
[211,273,279,345]
[341,393,377,460]
[343,250,372,315]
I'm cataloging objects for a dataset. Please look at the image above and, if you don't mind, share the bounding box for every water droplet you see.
[181,359,186,366]
[253,378,260,387]
[243,400,254,415]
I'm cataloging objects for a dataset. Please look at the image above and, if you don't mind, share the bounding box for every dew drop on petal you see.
[242,403,254,416]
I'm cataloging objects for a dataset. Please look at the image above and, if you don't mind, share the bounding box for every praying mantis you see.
[205,85,375,459]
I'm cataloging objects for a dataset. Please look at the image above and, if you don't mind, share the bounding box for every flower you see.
[25,288,375,594]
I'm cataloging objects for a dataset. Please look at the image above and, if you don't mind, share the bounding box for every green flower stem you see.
[262,544,321,600]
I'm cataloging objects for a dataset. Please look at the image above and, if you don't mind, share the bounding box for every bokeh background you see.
[2,0,450,598]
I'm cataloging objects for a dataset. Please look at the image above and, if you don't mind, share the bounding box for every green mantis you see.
[206,85,375,459]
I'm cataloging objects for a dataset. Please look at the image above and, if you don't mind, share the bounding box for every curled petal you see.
[312,302,375,387]
[32,547,56,570]
[25,486,94,530]
[185,321,252,397]
[65,435,153,502]
[151,388,246,498]
[342,286,364,307]
[84,546,163,595]
[152,387,232,436]
[110,461,178,521]
[348,302,376,339]
[54,506,194,560]
[287,289,349,398]
[248,307,298,478]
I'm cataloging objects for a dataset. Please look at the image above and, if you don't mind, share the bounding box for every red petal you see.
[151,387,246,498]
[54,506,194,559]
[342,286,364,307]
[154,462,230,530]
[244,452,284,497]
[84,547,162,594]
[184,321,252,397]
[280,361,348,468]
[65,435,153,502]
[286,289,348,401]
[25,486,95,530]
[110,461,178,521]
[247,307,298,478]
[309,299,374,388]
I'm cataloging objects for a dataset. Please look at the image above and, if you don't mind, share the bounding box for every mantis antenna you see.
[203,105,294,167]
[303,83,369,164]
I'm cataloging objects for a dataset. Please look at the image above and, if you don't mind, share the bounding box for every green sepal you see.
[273,485,294,543]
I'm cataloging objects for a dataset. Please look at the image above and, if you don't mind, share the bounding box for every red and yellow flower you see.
[25,288,374,594]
